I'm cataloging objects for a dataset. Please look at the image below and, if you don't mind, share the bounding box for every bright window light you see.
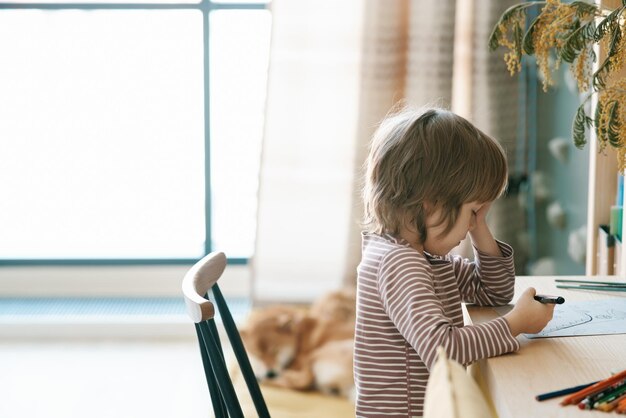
[0,10,206,260]
[0,4,270,262]
[209,9,271,258]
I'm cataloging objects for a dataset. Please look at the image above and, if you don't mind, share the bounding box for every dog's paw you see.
[264,368,314,390]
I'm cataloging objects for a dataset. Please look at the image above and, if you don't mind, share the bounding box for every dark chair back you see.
[182,251,270,418]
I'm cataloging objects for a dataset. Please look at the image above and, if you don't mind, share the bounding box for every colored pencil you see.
[535,381,599,401]
[596,391,626,412]
[556,284,626,292]
[561,369,626,405]
[555,279,626,286]
[592,381,626,409]
[578,379,626,410]
[617,396,626,413]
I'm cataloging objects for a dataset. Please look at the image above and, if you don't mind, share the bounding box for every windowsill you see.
[0,318,194,339]
[0,264,251,298]
[0,296,252,339]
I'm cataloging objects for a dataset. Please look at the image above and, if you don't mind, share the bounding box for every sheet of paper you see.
[494,299,626,338]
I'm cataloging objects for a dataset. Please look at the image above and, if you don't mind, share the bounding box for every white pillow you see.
[423,347,496,418]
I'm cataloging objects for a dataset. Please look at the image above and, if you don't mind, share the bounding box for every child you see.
[354,107,554,418]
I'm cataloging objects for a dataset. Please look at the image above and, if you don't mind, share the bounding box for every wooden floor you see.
[0,295,355,418]
[0,334,356,418]
[0,336,212,418]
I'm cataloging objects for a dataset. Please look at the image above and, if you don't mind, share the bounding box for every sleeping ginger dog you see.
[239,289,356,399]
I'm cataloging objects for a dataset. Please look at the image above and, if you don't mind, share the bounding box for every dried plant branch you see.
[490,0,626,170]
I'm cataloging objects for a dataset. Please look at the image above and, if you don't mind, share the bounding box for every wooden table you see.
[465,276,626,418]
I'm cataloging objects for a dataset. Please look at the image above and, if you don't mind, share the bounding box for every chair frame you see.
[183,251,270,418]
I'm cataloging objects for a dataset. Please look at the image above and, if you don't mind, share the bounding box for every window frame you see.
[0,0,268,267]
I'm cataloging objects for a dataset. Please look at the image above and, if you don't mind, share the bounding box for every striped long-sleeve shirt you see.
[354,232,520,418]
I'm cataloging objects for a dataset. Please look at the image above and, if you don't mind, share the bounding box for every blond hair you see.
[363,107,508,243]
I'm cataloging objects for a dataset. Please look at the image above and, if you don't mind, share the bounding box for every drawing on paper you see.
[523,299,626,338]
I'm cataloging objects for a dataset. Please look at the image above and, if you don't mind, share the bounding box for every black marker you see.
[534,294,565,304]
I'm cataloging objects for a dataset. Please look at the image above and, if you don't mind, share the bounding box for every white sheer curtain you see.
[252,0,365,302]
[253,0,525,303]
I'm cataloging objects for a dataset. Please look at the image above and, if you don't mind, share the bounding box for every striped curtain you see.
[252,0,365,303]
[344,0,526,284]
[254,0,526,302]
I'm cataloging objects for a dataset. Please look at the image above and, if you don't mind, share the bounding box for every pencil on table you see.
[597,393,626,413]
[592,383,626,410]
[578,378,626,409]
[561,369,626,406]
[555,279,626,286]
[556,284,626,292]
[535,381,599,401]
[617,396,626,414]
[555,278,626,292]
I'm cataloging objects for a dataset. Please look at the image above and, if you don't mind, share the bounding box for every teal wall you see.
[534,68,589,274]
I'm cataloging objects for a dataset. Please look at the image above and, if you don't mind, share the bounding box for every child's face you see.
[423,201,483,256]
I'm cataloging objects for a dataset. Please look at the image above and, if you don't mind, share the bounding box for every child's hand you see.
[468,201,502,257]
[504,287,555,336]
[473,202,492,225]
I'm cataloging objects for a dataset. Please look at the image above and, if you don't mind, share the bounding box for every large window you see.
[0,0,271,264]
